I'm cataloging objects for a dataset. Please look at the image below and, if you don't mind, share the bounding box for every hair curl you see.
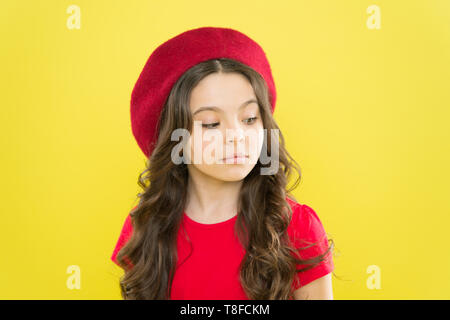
[115,58,335,299]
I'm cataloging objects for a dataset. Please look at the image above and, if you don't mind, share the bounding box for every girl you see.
[111,26,335,300]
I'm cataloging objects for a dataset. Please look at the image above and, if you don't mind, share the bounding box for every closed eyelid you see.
[195,112,257,123]
[200,116,258,129]
[201,116,257,123]
[192,99,258,116]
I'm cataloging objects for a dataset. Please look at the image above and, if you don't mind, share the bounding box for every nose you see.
[225,122,245,143]
[220,120,248,161]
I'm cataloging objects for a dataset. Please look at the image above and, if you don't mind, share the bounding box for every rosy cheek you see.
[203,131,226,161]
[190,130,202,155]
[189,128,220,162]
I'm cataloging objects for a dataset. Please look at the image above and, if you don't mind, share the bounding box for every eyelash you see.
[202,117,258,129]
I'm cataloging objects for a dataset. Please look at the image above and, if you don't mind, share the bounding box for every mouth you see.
[221,154,249,163]
[221,154,249,161]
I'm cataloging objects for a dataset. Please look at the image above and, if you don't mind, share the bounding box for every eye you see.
[202,122,220,129]
[244,117,258,124]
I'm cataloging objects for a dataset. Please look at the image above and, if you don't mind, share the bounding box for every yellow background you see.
[1,0,449,299]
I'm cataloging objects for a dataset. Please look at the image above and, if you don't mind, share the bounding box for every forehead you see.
[189,72,257,113]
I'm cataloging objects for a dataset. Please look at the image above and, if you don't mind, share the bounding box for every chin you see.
[199,164,256,182]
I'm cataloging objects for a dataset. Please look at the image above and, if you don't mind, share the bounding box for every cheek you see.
[245,125,264,151]
[190,128,224,160]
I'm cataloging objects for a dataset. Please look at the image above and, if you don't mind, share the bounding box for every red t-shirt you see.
[110,197,334,299]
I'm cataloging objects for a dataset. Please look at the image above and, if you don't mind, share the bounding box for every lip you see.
[221,154,249,161]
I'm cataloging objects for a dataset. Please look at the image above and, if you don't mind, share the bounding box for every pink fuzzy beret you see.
[130,26,277,158]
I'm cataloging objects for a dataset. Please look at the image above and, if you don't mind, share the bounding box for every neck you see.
[185,166,242,223]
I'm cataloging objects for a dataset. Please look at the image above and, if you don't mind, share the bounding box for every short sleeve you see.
[289,203,334,290]
[111,211,134,267]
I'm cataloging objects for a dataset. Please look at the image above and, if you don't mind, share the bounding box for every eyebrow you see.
[192,99,258,116]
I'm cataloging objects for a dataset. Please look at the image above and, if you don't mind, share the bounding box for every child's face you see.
[185,72,265,182]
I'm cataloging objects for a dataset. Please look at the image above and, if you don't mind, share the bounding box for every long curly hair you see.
[115,58,335,299]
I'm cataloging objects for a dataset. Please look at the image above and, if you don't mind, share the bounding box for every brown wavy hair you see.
[115,58,335,299]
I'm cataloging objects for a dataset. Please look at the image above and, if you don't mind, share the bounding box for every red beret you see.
[130,26,277,158]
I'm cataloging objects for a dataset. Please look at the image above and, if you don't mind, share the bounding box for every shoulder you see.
[286,197,323,232]
[285,196,334,290]
[285,196,327,244]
